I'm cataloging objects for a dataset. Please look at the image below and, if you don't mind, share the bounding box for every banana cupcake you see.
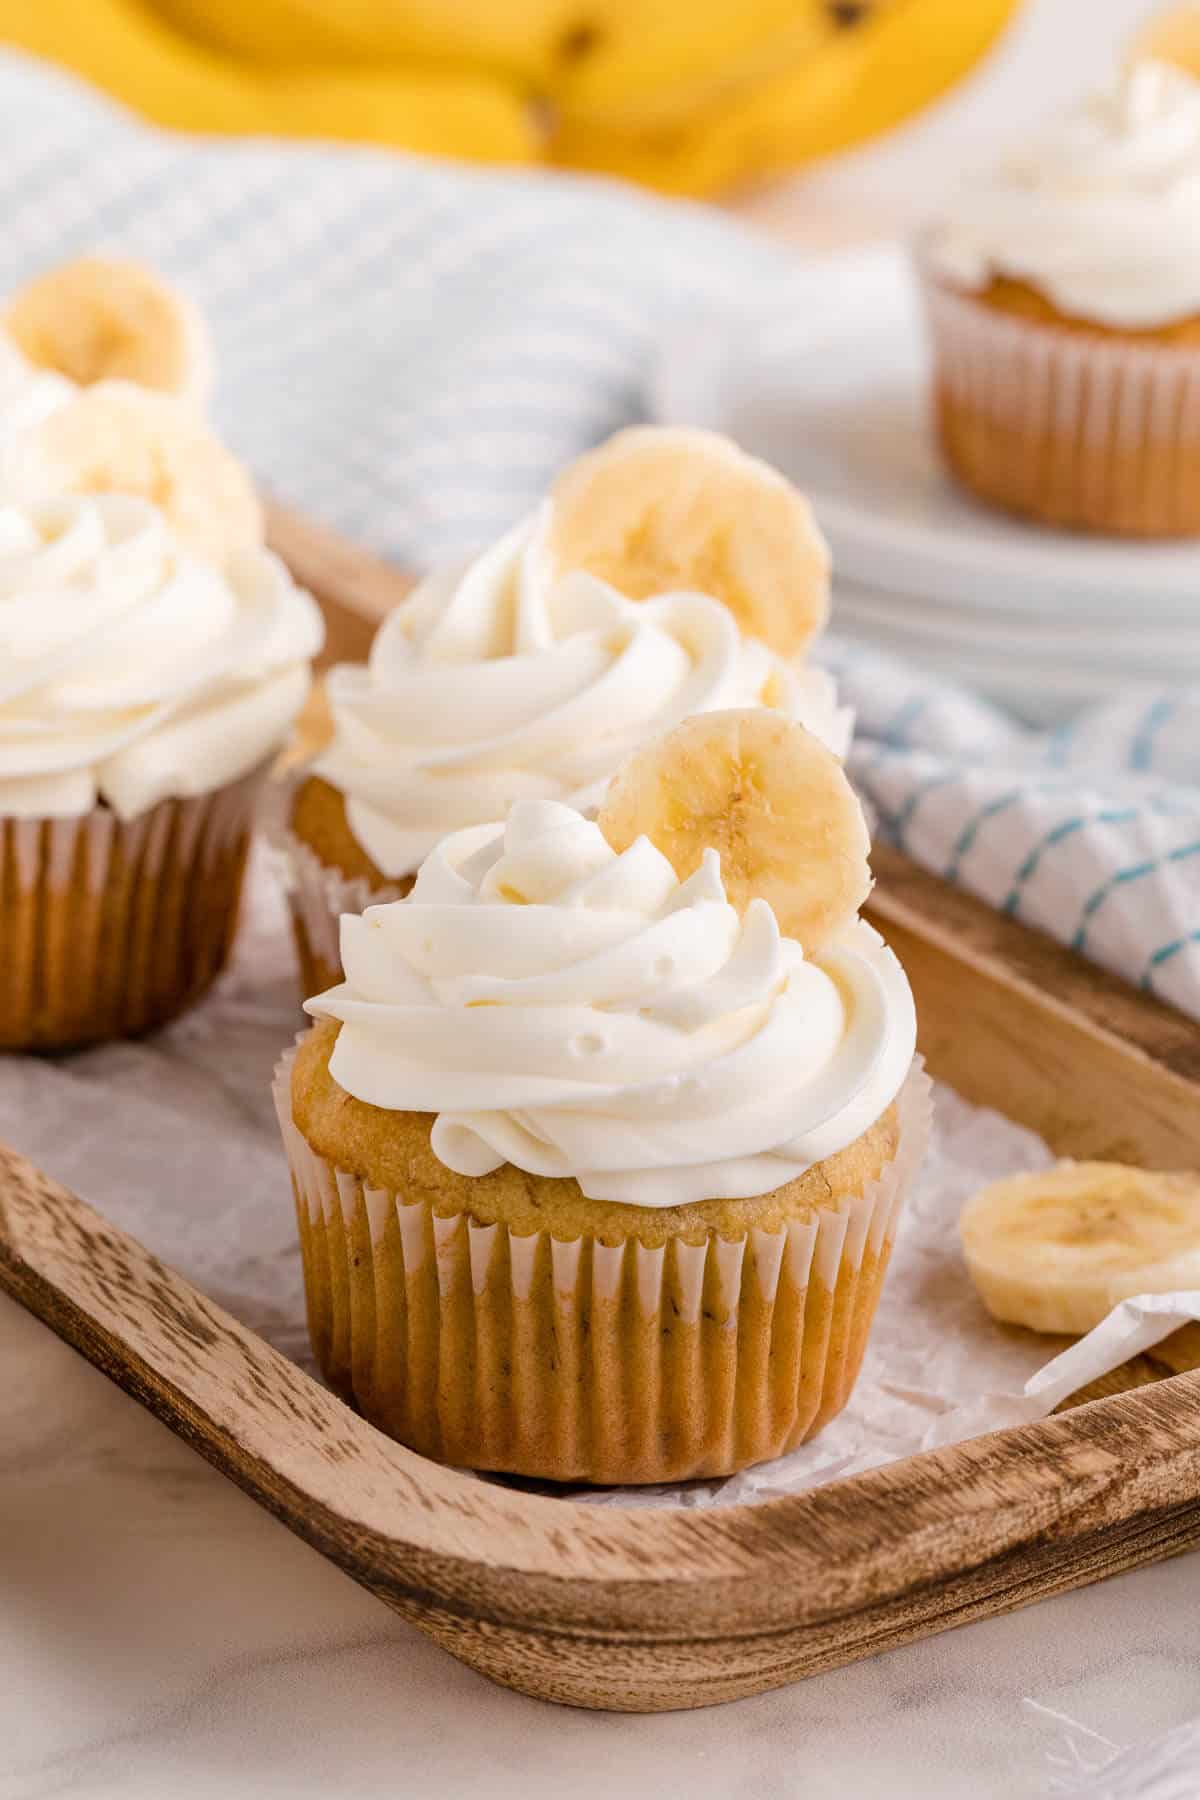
[0,491,322,1050]
[921,60,1200,536]
[275,711,927,1486]
[278,425,847,997]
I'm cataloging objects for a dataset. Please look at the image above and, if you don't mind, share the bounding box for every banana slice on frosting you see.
[597,706,871,954]
[5,255,213,410]
[16,381,262,562]
[546,426,830,660]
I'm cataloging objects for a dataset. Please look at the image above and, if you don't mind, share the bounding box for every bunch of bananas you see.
[0,0,1017,196]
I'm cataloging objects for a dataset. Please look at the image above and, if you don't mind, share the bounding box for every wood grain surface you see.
[867,849,1200,1170]
[0,509,1197,1712]
[3,1142,1200,1714]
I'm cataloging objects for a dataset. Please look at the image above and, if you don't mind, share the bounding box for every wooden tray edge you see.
[4,1100,1200,1712]
[2,510,1198,1712]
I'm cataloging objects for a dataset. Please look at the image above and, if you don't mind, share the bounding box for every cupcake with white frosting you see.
[0,493,322,1050]
[922,59,1200,536]
[280,426,845,998]
[275,710,927,1485]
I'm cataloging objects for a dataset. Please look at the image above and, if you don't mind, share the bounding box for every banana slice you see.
[1131,5,1200,77]
[5,256,213,409]
[960,1161,1200,1337]
[597,707,871,952]
[546,426,830,660]
[18,381,262,562]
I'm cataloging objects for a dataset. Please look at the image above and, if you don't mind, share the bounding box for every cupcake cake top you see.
[927,60,1200,328]
[306,714,915,1207]
[0,493,323,820]
[312,426,843,881]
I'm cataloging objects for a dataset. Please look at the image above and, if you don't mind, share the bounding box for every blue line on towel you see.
[944,787,1027,883]
[877,694,930,748]
[1130,696,1177,772]
[1073,839,1200,952]
[1001,808,1140,916]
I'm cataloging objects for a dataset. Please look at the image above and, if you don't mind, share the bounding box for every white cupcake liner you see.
[0,767,263,1051]
[919,268,1200,536]
[262,772,405,998]
[273,1045,931,1485]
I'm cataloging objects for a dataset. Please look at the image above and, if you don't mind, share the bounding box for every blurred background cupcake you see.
[0,492,322,1050]
[0,260,323,1050]
[920,57,1200,536]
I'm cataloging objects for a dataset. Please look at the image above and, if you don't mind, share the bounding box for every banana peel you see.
[0,0,1020,195]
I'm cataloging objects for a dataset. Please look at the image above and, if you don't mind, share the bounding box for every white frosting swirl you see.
[0,493,324,819]
[0,332,73,484]
[307,800,914,1207]
[314,511,850,880]
[928,62,1200,328]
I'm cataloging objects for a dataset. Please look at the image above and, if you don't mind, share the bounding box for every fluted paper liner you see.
[920,269,1200,537]
[274,1050,931,1485]
[264,775,404,1000]
[0,767,262,1052]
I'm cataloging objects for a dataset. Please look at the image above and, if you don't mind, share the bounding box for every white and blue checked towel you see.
[1,49,1197,1020]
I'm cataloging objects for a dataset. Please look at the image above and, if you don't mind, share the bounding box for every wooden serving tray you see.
[2,509,1199,1715]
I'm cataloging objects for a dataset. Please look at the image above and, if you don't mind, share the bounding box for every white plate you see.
[652,246,1200,625]
[830,621,1147,727]
[834,581,1200,670]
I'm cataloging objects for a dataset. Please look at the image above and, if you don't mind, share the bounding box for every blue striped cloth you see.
[2,50,1196,1020]
[834,646,1200,1016]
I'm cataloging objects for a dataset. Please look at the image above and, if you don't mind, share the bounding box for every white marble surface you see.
[2,1287,1199,1800]
[5,1,1199,1794]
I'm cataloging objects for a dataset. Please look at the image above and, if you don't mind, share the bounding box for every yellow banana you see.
[551,0,1020,195]
[551,2,854,138]
[0,0,541,163]
[153,0,581,87]
[0,0,1019,196]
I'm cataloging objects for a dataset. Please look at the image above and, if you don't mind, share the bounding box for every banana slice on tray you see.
[17,381,263,562]
[546,426,830,659]
[597,707,871,953]
[5,256,213,409]
[960,1161,1200,1337]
